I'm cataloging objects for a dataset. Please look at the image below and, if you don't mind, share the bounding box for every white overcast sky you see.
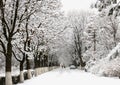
[61,0,97,12]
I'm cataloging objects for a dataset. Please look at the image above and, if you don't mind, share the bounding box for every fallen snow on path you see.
[17,68,120,85]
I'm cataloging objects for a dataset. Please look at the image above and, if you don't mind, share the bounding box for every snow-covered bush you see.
[88,43,120,77]
[89,58,120,77]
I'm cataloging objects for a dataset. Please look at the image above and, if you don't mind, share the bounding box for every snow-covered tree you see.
[0,0,22,85]
[66,11,93,68]
[0,0,63,84]
[86,0,120,76]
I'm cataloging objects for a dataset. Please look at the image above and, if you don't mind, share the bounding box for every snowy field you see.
[17,68,120,85]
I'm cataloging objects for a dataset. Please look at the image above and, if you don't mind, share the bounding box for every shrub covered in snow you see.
[89,58,120,77]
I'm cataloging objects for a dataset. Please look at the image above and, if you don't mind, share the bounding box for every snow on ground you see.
[0,69,28,77]
[17,68,120,85]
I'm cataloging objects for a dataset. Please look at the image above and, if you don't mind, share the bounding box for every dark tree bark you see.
[14,53,25,83]
[93,29,96,52]
[74,27,85,68]
[6,41,12,72]
[0,0,19,85]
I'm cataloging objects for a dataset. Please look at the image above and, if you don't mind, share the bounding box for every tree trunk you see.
[20,71,24,83]
[19,52,26,83]
[5,42,12,85]
[78,42,85,68]
[19,62,24,83]
[34,56,39,76]
[93,29,96,51]
[113,30,116,47]
[26,56,32,79]
[5,72,12,85]
[27,69,32,79]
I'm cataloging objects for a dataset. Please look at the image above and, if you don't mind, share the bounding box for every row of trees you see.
[63,0,120,72]
[0,0,66,85]
[67,0,120,76]
[1,0,120,84]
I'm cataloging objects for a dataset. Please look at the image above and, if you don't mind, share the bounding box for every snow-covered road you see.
[17,68,120,85]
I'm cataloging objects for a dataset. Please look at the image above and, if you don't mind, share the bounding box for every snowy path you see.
[17,68,120,85]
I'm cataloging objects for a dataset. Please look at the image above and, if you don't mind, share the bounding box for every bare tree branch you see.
[12,50,21,62]
[11,0,19,34]
[0,0,9,40]
[0,39,6,56]
[20,10,36,22]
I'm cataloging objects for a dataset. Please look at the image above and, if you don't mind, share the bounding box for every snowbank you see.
[88,43,120,77]
[89,58,120,77]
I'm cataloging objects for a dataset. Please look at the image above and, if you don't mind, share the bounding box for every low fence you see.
[0,66,58,85]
